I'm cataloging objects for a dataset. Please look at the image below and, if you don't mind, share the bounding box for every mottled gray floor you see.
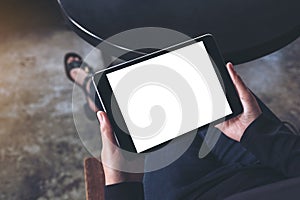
[236,39,300,128]
[0,1,299,200]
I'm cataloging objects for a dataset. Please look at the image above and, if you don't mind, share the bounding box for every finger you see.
[226,63,257,113]
[97,111,118,146]
[226,63,250,100]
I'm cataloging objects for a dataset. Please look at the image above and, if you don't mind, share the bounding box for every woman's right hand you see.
[215,63,262,142]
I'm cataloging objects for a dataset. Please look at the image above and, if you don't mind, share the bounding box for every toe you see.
[67,56,75,64]
[70,68,76,79]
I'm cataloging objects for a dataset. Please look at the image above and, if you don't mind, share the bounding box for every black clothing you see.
[105,113,300,199]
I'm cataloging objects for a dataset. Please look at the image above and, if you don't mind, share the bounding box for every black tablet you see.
[93,34,243,153]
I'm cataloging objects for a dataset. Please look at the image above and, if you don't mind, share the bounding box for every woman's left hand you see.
[97,111,144,185]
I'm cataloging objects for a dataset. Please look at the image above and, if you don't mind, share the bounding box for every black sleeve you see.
[105,182,144,200]
[241,113,300,178]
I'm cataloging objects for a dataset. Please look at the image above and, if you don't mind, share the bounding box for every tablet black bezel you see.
[93,34,243,153]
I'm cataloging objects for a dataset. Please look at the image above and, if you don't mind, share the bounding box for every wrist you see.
[236,112,263,142]
[104,169,126,185]
[104,169,143,185]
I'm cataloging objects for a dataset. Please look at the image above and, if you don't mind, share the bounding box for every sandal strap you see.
[69,60,82,69]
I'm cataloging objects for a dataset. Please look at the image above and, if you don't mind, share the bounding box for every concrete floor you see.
[0,1,299,199]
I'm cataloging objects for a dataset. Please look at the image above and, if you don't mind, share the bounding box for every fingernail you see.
[97,111,103,123]
[228,62,233,68]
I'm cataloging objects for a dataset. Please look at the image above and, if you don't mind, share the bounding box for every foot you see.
[67,56,99,113]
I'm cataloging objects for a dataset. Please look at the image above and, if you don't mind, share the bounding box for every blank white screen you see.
[107,41,232,153]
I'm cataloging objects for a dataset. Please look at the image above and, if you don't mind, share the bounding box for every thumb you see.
[226,62,250,100]
[226,63,255,113]
[97,111,117,146]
